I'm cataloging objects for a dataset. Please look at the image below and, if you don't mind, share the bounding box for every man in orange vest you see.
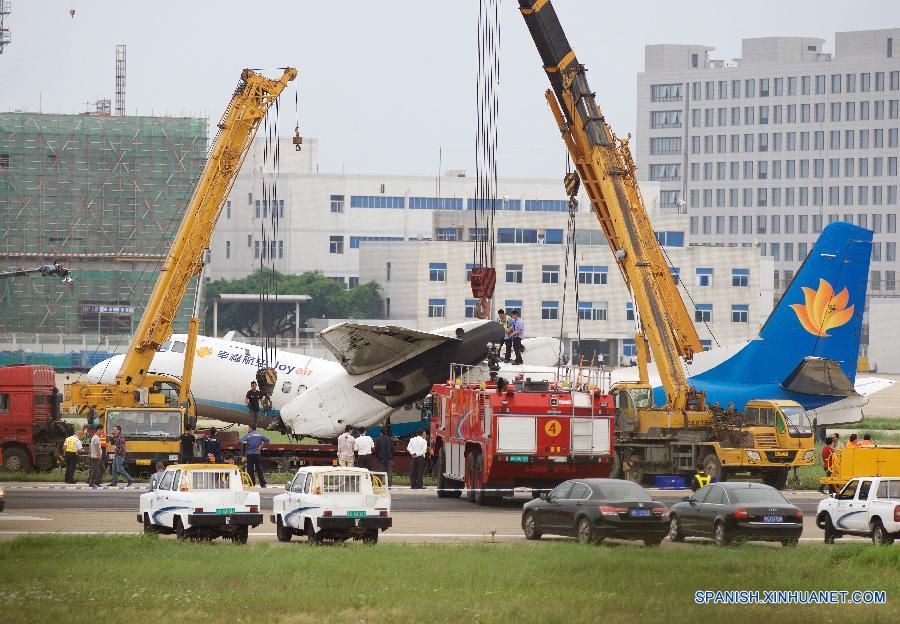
[857,433,876,447]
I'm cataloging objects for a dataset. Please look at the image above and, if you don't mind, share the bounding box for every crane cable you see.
[472,0,500,316]
[558,154,582,372]
[257,96,281,401]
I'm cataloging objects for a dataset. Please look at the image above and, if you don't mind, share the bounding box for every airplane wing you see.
[853,376,896,397]
[318,322,459,375]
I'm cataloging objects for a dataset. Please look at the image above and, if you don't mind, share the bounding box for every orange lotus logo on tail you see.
[790,278,854,337]
[196,346,214,358]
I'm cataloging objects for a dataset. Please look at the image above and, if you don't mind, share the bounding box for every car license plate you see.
[347,511,366,518]
[629,508,652,517]
[550,456,568,463]
[507,455,529,462]
[763,515,783,523]
[136,459,151,466]
[216,508,235,515]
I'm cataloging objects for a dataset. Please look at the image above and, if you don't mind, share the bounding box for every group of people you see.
[62,424,134,488]
[819,431,879,493]
[496,309,525,365]
[336,425,429,488]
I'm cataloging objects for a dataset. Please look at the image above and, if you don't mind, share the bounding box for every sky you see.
[1,0,897,179]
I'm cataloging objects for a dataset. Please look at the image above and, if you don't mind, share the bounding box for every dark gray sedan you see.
[668,482,803,546]
[521,478,669,545]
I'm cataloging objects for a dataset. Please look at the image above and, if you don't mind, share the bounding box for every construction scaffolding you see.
[0,112,208,335]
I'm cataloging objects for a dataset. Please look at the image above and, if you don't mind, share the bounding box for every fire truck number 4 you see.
[544,420,562,437]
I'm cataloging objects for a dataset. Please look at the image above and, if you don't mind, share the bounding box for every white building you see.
[208,137,591,285]
[636,29,900,305]
[359,210,773,364]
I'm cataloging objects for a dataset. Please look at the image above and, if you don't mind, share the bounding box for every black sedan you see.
[521,478,669,546]
[668,482,803,547]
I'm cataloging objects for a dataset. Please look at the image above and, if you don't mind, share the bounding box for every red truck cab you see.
[0,365,70,471]
[430,366,615,504]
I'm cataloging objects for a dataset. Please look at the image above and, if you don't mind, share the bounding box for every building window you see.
[731,304,749,323]
[386,262,391,281]
[650,110,682,128]
[429,262,447,282]
[544,229,564,245]
[541,301,559,320]
[225,241,231,259]
[650,83,683,102]
[465,263,481,282]
[278,240,284,259]
[622,339,637,358]
[329,236,344,254]
[648,164,681,181]
[504,300,522,315]
[409,197,463,210]
[695,304,713,323]
[695,268,713,287]
[348,277,359,289]
[670,267,680,284]
[578,265,608,285]
[435,227,459,241]
[330,195,345,213]
[578,301,607,321]
[655,231,685,247]
[626,302,634,321]
[542,265,559,284]
[498,228,538,244]
[350,195,405,209]
[385,297,391,318]
[649,137,682,155]
[254,240,260,259]
[428,299,446,318]
[660,190,682,209]
[731,268,749,287]
[469,227,489,242]
[505,264,523,283]
[350,236,403,249]
[524,199,568,212]
[464,299,478,318]
[226,200,231,219]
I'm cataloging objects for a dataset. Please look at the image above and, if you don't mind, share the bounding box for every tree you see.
[205,270,383,337]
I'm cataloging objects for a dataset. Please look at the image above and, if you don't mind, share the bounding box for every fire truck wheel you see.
[1,446,32,472]
[610,451,623,479]
[523,512,542,540]
[436,449,462,498]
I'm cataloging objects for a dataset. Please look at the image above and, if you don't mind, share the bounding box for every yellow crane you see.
[64,67,296,470]
[519,0,813,487]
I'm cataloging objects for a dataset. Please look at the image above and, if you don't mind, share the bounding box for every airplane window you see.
[171,341,186,354]
[297,385,307,393]
[158,341,172,352]
[282,381,292,394]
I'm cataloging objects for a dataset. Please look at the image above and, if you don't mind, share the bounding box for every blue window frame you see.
[695,303,713,323]
[544,229,564,244]
[409,197,464,210]
[696,268,714,287]
[435,227,459,241]
[670,267,681,284]
[429,262,447,282]
[467,198,519,211]
[626,302,634,321]
[469,227,489,242]
[350,195,405,209]
[622,338,637,357]
[731,304,749,323]
[732,268,749,287]
[349,236,403,249]
[578,301,607,321]
[655,230,685,247]
[578,265,608,285]
[525,199,568,212]
[428,298,446,318]
[505,264,523,283]
[505,300,523,315]
[497,228,538,244]
[465,263,482,283]
[700,339,713,350]
[465,299,479,318]
[541,300,559,320]
[541,265,559,284]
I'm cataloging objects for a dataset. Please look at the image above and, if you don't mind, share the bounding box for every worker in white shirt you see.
[354,426,375,470]
[406,431,428,489]
[336,425,355,467]
[88,428,103,488]
[63,427,85,484]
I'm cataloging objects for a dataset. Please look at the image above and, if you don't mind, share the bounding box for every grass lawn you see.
[0,536,896,623]
[856,416,900,431]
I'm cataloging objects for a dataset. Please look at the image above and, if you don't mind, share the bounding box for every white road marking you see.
[0,515,51,521]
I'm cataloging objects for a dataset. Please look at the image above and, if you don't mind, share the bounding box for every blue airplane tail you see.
[694,222,873,393]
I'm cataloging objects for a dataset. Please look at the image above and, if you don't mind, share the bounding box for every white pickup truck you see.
[816,476,900,545]
[138,464,263,543]
[271,466,391,544]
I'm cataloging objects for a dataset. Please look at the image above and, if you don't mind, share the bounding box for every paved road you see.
[0,484,826,514]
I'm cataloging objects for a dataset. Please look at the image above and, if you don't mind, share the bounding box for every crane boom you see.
[66,67,296,411]
[519,0,702,410]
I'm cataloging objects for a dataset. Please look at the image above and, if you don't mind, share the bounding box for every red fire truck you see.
[0,365,71,471]
[430,364,615,504]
